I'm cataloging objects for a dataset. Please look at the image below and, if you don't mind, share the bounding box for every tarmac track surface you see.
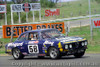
[0,54,100,67]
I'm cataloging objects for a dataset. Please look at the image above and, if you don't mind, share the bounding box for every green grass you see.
[0,46,5,54]
[0,25,100,54]
[0,38,17,54]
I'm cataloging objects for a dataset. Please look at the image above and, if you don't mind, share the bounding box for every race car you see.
[5,29,88,59]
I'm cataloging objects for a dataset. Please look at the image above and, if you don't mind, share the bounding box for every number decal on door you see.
[28,45,39,53]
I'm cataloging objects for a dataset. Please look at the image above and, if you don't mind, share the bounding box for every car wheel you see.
[74,50,85,58]
[12,48,24,60]
[49,47,61,59]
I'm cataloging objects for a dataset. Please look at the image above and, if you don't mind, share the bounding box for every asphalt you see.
[0,54,100,67]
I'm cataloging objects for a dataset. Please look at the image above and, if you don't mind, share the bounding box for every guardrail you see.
[23,14,100,24]
[0,14,100,28]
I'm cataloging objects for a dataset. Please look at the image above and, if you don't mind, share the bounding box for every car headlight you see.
[65,45,68,49]
[85,41,87,45]
[69,44,72,48]
[82,42,85,46]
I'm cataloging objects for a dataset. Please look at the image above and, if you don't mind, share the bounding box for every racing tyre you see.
[49,47,61,59]
[12,48,24,60]
[74,50,85,58]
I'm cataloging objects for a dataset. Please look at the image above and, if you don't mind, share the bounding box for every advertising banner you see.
[11,3,41,12]
[3,22,65,38]
[45,9,60,17]
[93,19,100,28]
[30,3,41,11]
[0,4,6,13]
[11,4,23,12]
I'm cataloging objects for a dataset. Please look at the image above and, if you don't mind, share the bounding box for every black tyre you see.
[74,50,85,58]
[12,48,24,60]
[49,47,61,59]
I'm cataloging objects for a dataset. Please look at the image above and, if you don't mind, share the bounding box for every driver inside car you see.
[31,34,37,40]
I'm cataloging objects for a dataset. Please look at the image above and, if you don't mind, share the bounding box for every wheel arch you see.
[11,47,19,55]
[46,46,57,56]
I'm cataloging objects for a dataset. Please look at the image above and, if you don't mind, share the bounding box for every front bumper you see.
[5,48,12,55]
[63,46,87,55]
[60,46,87,56]
[61,40,88,55]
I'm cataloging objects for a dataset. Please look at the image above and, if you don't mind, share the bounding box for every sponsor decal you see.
[57,42,63,52]
[8,42,23,47]
[34,41,39,43]
[45,50,47,53]
[22,52,27,55]
[78,38,86,41]
[56,37,83,43]
[42,44,47,53]
[28,41,39,44]
[43,40,54,46]
[42,47,47,50]
[43,40,54,53]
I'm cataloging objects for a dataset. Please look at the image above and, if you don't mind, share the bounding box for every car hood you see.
[55,36,86,43]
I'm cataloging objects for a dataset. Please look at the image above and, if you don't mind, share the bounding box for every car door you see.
[15,33,28,52]
[25,32,40,55]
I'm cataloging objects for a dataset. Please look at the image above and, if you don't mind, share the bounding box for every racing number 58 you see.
[28,45,39,53]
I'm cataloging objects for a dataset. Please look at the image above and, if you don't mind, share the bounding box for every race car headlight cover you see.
[85,41,88,45]
[69,44,72,48]
[65,45,68,49]
[82,42,85,46]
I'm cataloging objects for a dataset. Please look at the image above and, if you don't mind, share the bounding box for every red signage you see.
[23,3,31,12]
[94,20,100,26]
[45,9,60,17]
[93,19,100,28]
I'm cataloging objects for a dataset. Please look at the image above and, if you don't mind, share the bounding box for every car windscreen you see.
[41,29,64,39]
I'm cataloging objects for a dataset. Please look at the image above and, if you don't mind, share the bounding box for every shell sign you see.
[3,22,65,38]
[45,9,60,17]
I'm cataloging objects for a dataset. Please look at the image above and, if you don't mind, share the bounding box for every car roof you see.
[22,28,57,34]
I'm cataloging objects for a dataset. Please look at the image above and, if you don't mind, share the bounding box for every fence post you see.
[43,15,45,20]
[80,21,81,31]
[10,26,14,42]
[68,21,70,32]
[65,21,70,36]
[18,12,21,23]
[26,12,28,23]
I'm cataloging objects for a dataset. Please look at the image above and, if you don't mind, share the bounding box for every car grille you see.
[64,41,85,49]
